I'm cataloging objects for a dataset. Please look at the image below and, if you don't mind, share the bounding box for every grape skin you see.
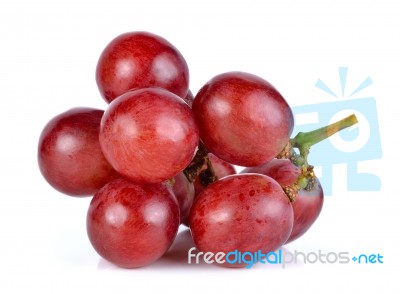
[189,173,293,267]
[192,71,294,167]
[242,158,301,186]
[96,31,189,103]
[87,178,180,268]
[286,180,324,244]
[99,88,199,184]
[38,107,119,196]
[244,158,324,243]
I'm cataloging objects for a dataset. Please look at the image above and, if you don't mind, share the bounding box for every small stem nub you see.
[183,142,217,186]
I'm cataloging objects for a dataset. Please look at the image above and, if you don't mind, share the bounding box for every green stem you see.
[290,114,358,162]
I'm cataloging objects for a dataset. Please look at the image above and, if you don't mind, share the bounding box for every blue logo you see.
[291,67,382,195]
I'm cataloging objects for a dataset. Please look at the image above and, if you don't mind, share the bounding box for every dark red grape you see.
[38,107,119,196]
[96,31,189,103]
[171,172,194,224]
[192,71,294,166]
[189,174,293,267]
[242,158,301,186]
[87,178,180,268]
[99,88,199,184]
[193,153,236,196]
[243,158,324,243]
[286,179,324,244]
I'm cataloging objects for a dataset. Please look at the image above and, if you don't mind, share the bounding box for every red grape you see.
[286,179,324,244]
[243,158,324,243]
[87,178,180,268]
[193,153,236,196]
[171,172,194,224]
[96,31,189,103]
[242,158,301,186]
[192,71,294,166]
[38,107,119,196]
[189,174,293,267]
[99,88,199,184]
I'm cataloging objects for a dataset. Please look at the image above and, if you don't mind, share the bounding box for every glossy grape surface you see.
[189,174,293,267]
[242,158,300,186]
[192,71,294,166]
[99,88,199,184]
[286,179,324,244]
[96,31,189,103]
[87,178,180,268]
[38,107,119,196]
[244,158,324,243]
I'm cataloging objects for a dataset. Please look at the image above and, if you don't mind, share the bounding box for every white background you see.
[1,0,399,293]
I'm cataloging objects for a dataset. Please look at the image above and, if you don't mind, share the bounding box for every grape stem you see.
[290,114,358,163]
[279,114,358,198]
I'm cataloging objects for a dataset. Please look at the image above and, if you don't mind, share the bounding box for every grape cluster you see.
[38,31,357,268]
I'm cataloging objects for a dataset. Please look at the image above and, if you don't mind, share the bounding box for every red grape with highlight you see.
[244,158,324,243]
[99,88,199,184]
[189,174,293,267]
[87,178,180,268]
[192,71,294,166]
[96,31,189,103]
[38,107,119,196]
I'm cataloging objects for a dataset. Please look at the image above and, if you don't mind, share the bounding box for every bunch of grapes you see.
[38,31,358,268]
